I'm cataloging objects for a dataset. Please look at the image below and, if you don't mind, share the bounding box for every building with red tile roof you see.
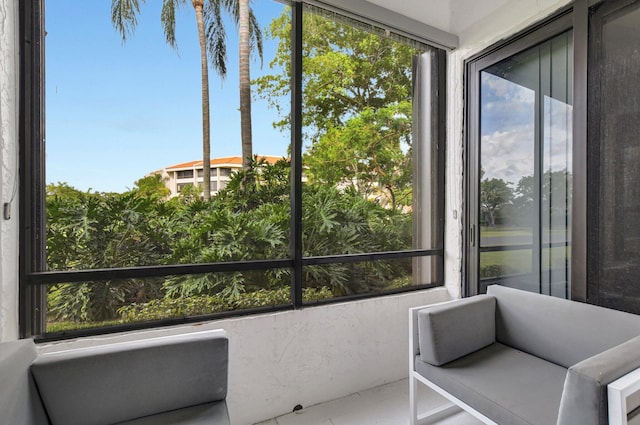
[153,155,284,198]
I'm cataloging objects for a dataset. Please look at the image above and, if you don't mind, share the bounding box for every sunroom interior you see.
[1,0,640,423]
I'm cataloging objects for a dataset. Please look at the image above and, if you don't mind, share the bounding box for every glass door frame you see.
[464,9,577,297]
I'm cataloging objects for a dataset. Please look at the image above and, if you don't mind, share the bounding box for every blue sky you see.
[45,0,289,192]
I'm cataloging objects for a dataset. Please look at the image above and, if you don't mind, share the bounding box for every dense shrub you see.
[46,159,413,324]
[118,286,333,322]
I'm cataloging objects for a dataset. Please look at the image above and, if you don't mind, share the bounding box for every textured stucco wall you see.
[0,0,19,342]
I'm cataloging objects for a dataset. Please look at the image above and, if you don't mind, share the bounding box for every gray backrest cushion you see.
[418,295,496,366]
[488,285,640,368]
[0,339,49,425]
[31,329,228,425]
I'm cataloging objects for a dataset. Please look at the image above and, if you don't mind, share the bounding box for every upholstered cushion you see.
[417,295,495,366]
[32,330,228,425]
[415,343,567,425]
[557,335,640,425]
[0,339,49,425]
[115,401,230,425]
[488,285,640,368]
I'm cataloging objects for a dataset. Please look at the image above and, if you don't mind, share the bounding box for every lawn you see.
[480,246,570,277]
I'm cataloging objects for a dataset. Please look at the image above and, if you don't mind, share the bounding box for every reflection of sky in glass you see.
[480,72,535,184]
[544,95,573,173]
[480,74,573,184]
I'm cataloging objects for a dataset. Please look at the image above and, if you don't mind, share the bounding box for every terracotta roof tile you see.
[165,155,283,170]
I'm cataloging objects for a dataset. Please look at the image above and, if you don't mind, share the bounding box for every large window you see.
[20,0,445,339]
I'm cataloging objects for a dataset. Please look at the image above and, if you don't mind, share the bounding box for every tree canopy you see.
[253,8,421,209]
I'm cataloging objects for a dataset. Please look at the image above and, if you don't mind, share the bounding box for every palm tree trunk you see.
[239,0,252,169]
[193,0,211,200]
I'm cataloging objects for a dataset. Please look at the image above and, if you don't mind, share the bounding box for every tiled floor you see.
[254,378,484,425]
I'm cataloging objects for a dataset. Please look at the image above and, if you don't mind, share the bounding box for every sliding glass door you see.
[466,15,573,297]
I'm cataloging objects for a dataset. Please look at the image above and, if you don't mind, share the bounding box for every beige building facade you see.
[155,155,282,198]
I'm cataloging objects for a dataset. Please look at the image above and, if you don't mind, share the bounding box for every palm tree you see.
[238,0,262,169]
[111,0,262,198]
[239,0,251,169]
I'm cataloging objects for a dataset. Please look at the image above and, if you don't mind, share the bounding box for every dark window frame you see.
[176,170,195,179]
[19,0,446,341]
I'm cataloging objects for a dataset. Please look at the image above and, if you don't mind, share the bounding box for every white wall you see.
[0,0,19,343]
[39,287,451,425]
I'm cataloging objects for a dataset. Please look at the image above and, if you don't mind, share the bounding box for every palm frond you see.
[111,0,143,42]
[248,7,264,66]
[204,0,228,77]
[160,0,183,50]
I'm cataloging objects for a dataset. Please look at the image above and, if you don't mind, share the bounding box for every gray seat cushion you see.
[115,401,229,425]
[415,343,567,425]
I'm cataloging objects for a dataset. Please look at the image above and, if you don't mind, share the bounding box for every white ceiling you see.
[363,0,519,35]
[364,0,453,32]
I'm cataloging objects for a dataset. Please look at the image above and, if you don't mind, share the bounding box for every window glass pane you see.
[299,5,430,254]
[542,33,572,298]
[45,1,290,271]
[44,1,292,330]
[295,5,441,299]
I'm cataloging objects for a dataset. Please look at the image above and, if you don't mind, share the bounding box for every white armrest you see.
[609,367,640,425]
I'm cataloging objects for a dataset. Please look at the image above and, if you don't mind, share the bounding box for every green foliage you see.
[216,156,290,211]
[46,184,178,321]
[301,185,411,295]
[304,103,413,209]
[133,174,170,199]
[254,9,418,211]
[46,160,413,323]
[254,8,419,138]
[480,264,504,278]
[110,0,263,77]
[118,286,333,322]
[481,170,572,228]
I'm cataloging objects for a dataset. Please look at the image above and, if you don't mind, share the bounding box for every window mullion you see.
[290,2,304,308]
